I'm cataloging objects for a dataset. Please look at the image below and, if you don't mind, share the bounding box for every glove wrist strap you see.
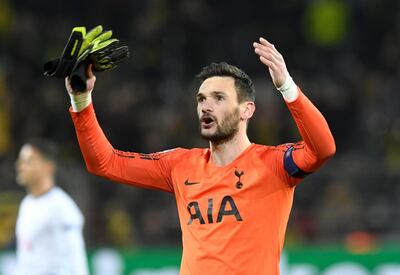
[69,92,92,112]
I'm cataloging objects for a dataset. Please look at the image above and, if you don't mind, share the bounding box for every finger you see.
[86,64,94,79]
[254,45,283,63]
[65,77,73,94]
[259,56,278,71]
[253,42,282,62]
[92,30,113,44]
[253,41,282,59]
[254,47,283,67]
[253,41,272,51]
[259,37,274,47]
[256,37,282,53]
[256,49,286,78]
[65,77,70,88]
[85,25,103,43]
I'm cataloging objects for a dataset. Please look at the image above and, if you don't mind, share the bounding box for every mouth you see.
[200,115,216,129]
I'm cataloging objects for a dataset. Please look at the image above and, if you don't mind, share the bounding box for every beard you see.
[199,107,240,144]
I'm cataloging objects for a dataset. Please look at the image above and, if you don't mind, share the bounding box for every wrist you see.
[69,91,92,112]
[277,75,298,103]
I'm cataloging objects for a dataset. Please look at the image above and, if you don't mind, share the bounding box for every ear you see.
[240,101,256,121]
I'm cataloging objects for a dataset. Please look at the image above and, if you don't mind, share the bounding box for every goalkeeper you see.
[55,26,336,274]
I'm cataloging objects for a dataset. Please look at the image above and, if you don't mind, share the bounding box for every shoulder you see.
[49,187,74,202]
[19,195,31,207]
[250,143,305,165]
[176,147,208,160]
[158,147,210,171]
[45,188,84,229]
[48,187,82,217]
[254,142,307,183]
[251,143,292,156]
[152,147,208,161]
[253,142,304,153]
[17,195,33,216]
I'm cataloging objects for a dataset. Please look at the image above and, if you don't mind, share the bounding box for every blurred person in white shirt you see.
[14,138,89,275]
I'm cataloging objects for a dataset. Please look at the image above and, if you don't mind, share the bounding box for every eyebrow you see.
[196,91,227,99]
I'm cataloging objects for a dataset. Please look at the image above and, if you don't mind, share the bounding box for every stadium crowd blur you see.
[0,0,400,251]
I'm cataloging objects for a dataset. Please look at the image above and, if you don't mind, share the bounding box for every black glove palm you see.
[90,43,129,72]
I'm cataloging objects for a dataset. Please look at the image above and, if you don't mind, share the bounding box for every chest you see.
[171,156,293,228]
[16,200,56,245]
[176,159,284,197]
[171,154,288,220]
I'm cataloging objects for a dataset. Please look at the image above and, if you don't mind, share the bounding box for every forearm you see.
[285,87,336,172]
[70,103,114,176]
[253,36,335,165]
[69,104,175,192]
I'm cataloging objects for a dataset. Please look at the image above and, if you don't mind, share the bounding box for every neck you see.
[209,130,251,167]
[28,177,54,197]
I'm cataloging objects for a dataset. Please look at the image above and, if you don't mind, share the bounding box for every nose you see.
[200,99,213,114]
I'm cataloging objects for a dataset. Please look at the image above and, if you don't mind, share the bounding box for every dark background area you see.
[0,0,400,250]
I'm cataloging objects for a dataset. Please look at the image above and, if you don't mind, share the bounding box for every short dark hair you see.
[25,138,58,163]
[196,62,255,103]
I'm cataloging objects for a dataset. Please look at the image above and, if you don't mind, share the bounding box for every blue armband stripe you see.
[284,146,310,178]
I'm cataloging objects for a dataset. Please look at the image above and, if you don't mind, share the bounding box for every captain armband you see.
[283,146,310,178]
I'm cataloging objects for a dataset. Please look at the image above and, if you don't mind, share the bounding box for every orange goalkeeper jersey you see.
[70,89,335,275]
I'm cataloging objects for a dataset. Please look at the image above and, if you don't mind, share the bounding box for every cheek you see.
[23,166,34,176]
[17,163,28,173]
[25,164,40,176]
[197,104,203,117]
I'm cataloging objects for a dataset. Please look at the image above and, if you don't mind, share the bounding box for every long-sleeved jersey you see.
[70,88,335,275]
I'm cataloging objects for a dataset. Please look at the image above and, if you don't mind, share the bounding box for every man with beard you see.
[66,37,335,274]
[14,138,89,275]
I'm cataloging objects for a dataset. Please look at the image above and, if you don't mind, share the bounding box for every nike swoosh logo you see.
[184,179,200,186]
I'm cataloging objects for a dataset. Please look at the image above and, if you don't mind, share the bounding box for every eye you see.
[197,97,205,103]
[216,95,224,101]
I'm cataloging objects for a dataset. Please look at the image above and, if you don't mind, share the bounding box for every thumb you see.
[85,63,96,93]
[86,63,94,79]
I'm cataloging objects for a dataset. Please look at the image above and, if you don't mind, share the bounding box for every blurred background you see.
[0,0,400,274]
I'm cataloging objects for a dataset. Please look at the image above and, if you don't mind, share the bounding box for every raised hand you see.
[253,37,289,89]
[65,64,96,95]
